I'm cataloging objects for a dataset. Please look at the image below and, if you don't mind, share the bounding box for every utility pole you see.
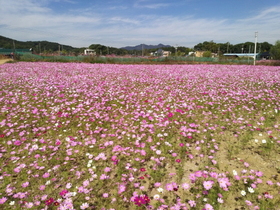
[248,45,251,64]
[227,42,229,53]
[254,32,258,65]
[12,40,16,59]
[13,40,15,51]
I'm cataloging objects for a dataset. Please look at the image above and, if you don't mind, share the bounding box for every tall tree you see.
[270,40,280,60]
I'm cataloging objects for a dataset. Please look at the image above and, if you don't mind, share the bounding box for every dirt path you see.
[0,59,13,64]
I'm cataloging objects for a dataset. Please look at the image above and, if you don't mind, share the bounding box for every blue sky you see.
[0,0,280,48]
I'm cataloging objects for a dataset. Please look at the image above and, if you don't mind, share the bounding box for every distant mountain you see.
[121,43,172,51]
[0,35,78,52]
[0,35,173,53]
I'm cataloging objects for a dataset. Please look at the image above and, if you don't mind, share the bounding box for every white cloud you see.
[109,17,140,25]
[0,0,51,13]
[108,6,128,10]
[0,0,279,48]
[135,3,170,9]
[133,0,170,9]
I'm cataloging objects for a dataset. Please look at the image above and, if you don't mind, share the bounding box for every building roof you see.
[223,53,259,57]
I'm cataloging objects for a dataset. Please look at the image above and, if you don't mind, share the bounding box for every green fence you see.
[18,53,85,62]
[17,53,256,64]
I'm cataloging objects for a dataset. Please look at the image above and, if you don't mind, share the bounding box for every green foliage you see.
[88,44,128,55]
[270,40,280,60]
[194,40,273,54]
[203,51,212,57]
[0,35,77,53]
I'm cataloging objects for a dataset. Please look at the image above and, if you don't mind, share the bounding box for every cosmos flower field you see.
[0,62,280,210]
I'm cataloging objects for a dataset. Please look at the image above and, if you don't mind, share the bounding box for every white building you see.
[84,49,96,55]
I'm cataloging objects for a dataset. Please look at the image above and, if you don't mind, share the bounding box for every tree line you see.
[193,40,272,54]
[1,35,279,59]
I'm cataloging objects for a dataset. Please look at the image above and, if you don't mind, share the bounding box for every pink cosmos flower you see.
[205,203,214,210]
[103,193,109,198]
[217,198,224,203]
[0,197,7,204]
[14,140,22,146]
[42,173,50,178]
[165,182,178,191]
[66,183,72,189]
[188,200,196,207]
[45,197,54,206]
[134,195,150,206]
[80,202,89,209]
[244,162,250,167]
[266,180,273,185]
[39,185,46,191]
[118,184,126,194]
[165,183,174,191]
[59,189,69,197]
[255,171,263,177]
[22,182,29,188]
[154,182,161,187]
[203,180,214,190]
[25,202,34,208]
[181,183,190,190]
[218,177,231,188]
[245,200,253,206]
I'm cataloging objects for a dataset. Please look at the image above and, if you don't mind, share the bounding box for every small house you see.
[84,49,96,55]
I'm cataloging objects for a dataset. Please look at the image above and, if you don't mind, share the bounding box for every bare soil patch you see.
[0,59,13,64]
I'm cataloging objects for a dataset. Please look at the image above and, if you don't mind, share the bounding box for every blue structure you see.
[223,53,259,58]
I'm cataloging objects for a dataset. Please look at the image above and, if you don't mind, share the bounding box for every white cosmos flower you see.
[157,133,163,137]
[157,187,164,193]
[233,170,238,176]
[32,144,39,150]
[248,187,254,193]
[241,190,246,196]
[262,139,267,144]
[153,194,160,200]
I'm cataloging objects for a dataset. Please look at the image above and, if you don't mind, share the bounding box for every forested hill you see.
[0,35,77,52]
